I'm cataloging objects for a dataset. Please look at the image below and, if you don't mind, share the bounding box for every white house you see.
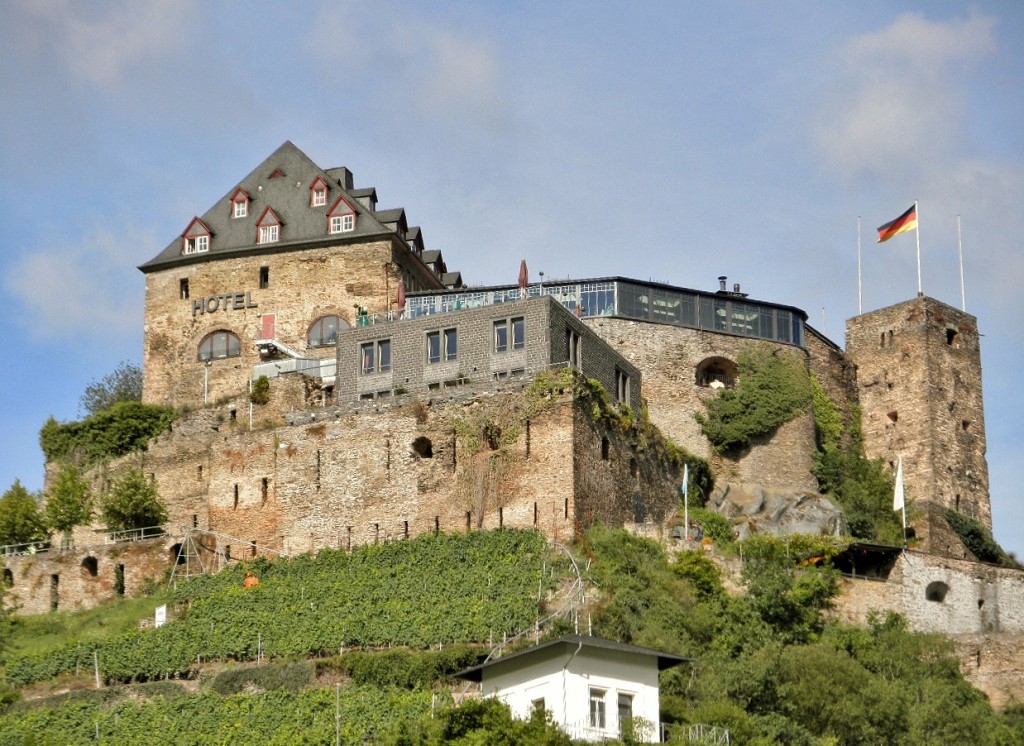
[454,634,689,743]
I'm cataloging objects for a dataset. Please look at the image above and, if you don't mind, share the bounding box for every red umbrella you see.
[518,259,528,296]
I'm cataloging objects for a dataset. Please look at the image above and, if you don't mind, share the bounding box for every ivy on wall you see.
[696,343,812,454]
[39,402,177,466]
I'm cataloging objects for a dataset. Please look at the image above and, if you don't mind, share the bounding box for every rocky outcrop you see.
[706,482,845,539]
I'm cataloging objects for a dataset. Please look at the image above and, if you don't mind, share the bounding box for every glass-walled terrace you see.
[405,279,805,347]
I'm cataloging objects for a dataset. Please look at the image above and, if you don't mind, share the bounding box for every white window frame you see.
[233,200,248,218]
[312,188,327,207]
[183,235,209,254]
[258,224,279,244]
[331,213,355,234]
[589,688,607,730]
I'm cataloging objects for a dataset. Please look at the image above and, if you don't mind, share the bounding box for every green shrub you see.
[209,660,313,695]
[249,375,271,405]
[697,344,812,454]
[687,507,733,544]
[39,401,176,466]
[944,509,1018,567]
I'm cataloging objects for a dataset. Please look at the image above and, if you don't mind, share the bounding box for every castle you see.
[8,144,1017,659]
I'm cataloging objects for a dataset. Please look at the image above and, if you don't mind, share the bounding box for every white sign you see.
[155,604,167,628]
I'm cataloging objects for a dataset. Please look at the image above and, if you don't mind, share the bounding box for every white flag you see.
[682,464,689,497]
[893,457,905,512]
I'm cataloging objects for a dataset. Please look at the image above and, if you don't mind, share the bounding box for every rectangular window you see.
[184,236,209,254]
[361,340,391,375]
[511,317,525,349]
[330,216,343,234]
[589,688,607,729]
[234,200,247,218]
[615,369,630,405]
[180,278,189,299]
[617,693,634,735]
[343,214,354,231]
[259,225,279,244]
[494,320,508,352]
[259,266,269,289]
[428,328,457,363]
[312,188,326,207]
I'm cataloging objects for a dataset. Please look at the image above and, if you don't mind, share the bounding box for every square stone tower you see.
[846,295,990,548]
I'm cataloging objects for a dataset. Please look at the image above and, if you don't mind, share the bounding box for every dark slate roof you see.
[454,634,690,682]
[139,141,406,273]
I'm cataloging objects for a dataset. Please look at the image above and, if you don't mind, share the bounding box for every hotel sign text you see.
[191,292,258,316]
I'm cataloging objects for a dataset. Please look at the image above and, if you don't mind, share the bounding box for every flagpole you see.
[857,216,863,315]
[914,200,922,295]
[682,464,690,541]
[957,215,966,311]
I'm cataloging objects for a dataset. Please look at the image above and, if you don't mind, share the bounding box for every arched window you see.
[308,315,349,347]
[198,330,241,361]
[695,356,738,389]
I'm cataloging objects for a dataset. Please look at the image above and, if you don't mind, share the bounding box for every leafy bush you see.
[39,401,176,466]
[944,509,1019,567]
[79,361,143,417]
[209,660,313,695]
[321,645,484,689]
[100,469,168,532]
[45,463,93,541]
[249,375,271,405]
[0,480,47,546]
[697,344,812,454]
[686,507,733,544]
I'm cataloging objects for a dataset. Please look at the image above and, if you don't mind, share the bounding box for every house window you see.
[361,339,392,374]
[198,330,241,361]
[615,369,630,405]
[258,225,279,244]
[532,697,546,714]
[329,213,355,234]
[567,330,581,368]
[259,266,269,289]
[312,188,327,207]
[427,328,457,363]
[183,235,209,254]
[233,200,247,218]
[589,688,607,729]
[617,693,634,734]
[180,279,189,299]
[494,317,526,353]
[308,315,348,347]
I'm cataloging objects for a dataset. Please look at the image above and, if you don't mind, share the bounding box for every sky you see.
[2,1,1022,552]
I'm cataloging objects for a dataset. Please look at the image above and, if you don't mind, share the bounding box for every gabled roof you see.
[454,634,690,683]
[139,141,409,273]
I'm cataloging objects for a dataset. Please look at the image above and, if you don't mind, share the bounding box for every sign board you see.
[155,604,167,628]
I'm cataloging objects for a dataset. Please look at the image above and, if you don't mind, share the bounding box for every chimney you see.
[718,276,727,292]
[733,283,741,294]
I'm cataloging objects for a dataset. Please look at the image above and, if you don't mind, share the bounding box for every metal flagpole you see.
[682,464,690,540]
[914,200,922,295]
[957,215,966,311]
[857,216,863,315]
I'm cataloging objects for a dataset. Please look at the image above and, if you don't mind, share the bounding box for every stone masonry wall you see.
[846,296,990,545]
[586,317,819,490]
[143,238,423,409]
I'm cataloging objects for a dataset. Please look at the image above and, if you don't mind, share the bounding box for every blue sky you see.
[2,1,1022,552]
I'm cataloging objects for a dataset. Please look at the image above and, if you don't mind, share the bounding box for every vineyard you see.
[5,529,559,687]
[0,684,437,745]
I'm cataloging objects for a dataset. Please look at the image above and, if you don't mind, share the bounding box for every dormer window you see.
[310,177,328,208]
[181,217,212,255]
[230,189,250,219]
[327,196,356,235]
[256,207,282,245]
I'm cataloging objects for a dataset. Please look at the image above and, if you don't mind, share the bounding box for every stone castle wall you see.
[846,296,990,540]
[143,238,429,408]
[585,317,818,491]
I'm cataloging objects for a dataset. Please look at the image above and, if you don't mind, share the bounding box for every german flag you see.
[876,204,918,243]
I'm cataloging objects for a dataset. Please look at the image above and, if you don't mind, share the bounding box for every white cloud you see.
[308,4,504,123]
[3,224,149,341]
[815,12,997,179]
[12,0,197,89]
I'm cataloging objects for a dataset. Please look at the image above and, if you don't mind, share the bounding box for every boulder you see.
[706,482,845,540]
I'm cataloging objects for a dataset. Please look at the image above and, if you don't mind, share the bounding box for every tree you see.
[45,464,93,549]
[79,360,143,417]
[0,480,48,547]
[100,469,167,532]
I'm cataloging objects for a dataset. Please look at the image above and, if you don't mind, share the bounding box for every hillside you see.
[2,527,1024,745]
